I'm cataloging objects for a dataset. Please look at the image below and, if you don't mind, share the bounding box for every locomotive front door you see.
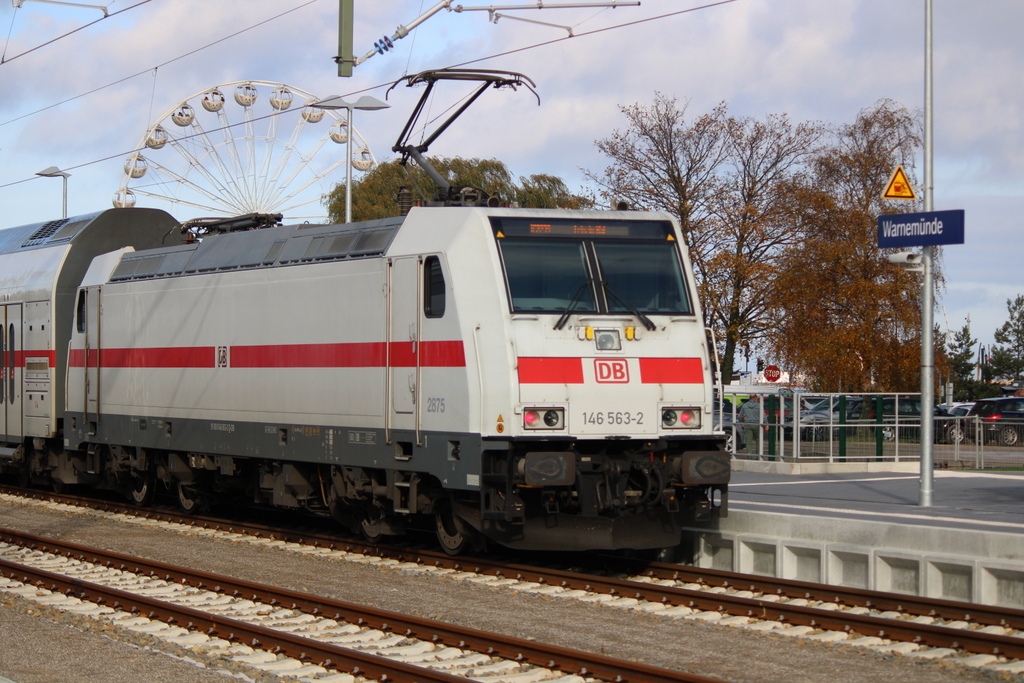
[1,304,23,442]
[388,257,419,437]
[83,287,101,425]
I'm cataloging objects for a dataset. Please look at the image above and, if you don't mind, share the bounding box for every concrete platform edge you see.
[731,458,921,475]
[685,509,1024,606]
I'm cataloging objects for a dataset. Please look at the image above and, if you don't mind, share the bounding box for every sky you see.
[0,0,1021,352]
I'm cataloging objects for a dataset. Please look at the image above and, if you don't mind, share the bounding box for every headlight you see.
[594,329,621,351]
[662,407,701,429]
[524,407,564,430]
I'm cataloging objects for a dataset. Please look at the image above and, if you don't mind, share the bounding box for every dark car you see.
[942,403,974,444]
[964,397,1024,447]
[857,397,953,442]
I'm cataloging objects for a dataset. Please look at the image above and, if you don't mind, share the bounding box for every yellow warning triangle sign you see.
[882,166,916,200]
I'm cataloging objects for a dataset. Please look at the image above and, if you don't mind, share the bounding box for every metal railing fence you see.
[715,390,1024,468]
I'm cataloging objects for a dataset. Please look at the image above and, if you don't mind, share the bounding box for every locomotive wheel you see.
[435,504,469,556]
[177,483,203,514]
[128,473,155,506]
[360,517,384,543]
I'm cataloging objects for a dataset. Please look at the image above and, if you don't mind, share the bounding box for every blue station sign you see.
[877,209,965,248]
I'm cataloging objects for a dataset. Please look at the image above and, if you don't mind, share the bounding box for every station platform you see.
[684,467,1024,607]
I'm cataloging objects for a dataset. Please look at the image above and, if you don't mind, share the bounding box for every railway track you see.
[3,484,1024,672]
[0,527,717,683]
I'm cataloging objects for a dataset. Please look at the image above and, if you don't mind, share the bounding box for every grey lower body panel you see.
[63,411,484,490]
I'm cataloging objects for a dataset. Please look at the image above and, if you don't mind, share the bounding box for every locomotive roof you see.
[109,215,405,282]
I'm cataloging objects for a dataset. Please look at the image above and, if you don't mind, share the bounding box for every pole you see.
[345,106,353,223]
[61,174,68,219]
[337,0,354,77]
[919,0,934,507]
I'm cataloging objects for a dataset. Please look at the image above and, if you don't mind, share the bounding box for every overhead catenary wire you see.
[0,0,737,192]
[1,0,153,66]
[0,0,322,128]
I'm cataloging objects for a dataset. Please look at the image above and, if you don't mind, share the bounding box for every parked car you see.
[797,397,863,441]
[798,396,952,443]
[942,403,974,444]
[857,397,954,442]
[963,397,1024,447]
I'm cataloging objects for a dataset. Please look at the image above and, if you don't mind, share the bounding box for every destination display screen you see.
[490,217,675,240]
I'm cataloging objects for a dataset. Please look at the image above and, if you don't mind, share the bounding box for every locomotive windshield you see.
[491,217,693,316]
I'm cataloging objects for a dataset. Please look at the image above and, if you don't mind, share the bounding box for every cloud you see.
[1,0,1021,345]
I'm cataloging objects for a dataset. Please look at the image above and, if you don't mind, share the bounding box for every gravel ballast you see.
[0,495,1017,683]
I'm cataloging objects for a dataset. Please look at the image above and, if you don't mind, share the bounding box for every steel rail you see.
[636,561,1024,630]
[0,557,468,683]
[5,485,1024,648]
[0,527,719,683]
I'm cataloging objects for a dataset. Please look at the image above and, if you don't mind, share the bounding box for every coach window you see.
[7,323,13,404]
[424,255,446,318]
[76,290,86,333]
[1,323,5,404]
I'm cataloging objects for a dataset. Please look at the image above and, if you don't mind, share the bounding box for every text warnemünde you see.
[881,217,944,238]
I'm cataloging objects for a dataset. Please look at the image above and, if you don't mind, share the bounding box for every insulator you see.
[397,186,412,216]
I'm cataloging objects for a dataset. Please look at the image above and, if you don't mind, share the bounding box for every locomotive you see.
[0,204,728,552]
[0,70,728,554]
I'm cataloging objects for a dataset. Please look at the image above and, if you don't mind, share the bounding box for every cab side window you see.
[77,291,87,334]
[424,255,446,318]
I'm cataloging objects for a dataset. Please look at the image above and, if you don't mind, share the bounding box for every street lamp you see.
[36,166,70,219]
[313,95,390,223]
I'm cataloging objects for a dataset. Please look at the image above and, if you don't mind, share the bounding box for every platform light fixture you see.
[36,166,70,219]
[313,95,390,223]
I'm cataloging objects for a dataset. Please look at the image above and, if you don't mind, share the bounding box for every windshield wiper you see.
[602,281,657,331]
[554,280,593,330]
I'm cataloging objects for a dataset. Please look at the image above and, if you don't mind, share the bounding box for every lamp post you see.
[36,166,70,219]
[313,95,390,223]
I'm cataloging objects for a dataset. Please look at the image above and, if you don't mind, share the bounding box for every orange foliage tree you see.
[765,100,939,391]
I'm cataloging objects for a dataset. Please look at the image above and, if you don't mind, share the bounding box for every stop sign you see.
[764,365,781,382]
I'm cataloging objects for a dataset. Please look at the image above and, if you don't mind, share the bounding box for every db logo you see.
[594,359,629,383]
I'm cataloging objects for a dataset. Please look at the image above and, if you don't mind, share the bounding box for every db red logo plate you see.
[594,359,629,383]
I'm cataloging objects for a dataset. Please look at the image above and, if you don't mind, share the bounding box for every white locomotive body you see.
[4,206,728,552]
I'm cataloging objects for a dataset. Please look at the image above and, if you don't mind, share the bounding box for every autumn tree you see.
[588,95,821,379]
[766,100,928,391]
[586,94,727,240]
[325,157,591,222]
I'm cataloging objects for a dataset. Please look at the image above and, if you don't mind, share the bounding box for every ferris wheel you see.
[113,80,379,221]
